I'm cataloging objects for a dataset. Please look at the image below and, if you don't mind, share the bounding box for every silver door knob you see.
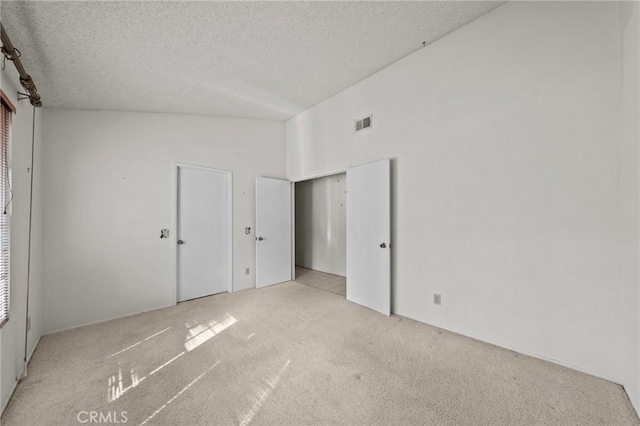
[177,240,185,245]
[257,237,264,241]
[380,243,386,248]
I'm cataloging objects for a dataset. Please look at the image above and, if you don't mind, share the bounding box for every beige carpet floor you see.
[295,266,346,296]
[2,281,639,425]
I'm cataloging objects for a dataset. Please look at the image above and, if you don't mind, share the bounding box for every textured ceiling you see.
[1,1,504,120]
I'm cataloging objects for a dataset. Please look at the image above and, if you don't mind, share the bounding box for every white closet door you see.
[177,166,231,302]
[256,177,292,288]
[346,159,391,315]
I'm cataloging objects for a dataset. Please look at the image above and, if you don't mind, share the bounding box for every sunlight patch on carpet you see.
[184,314,237,352]
[238,360,291,426]
[108,368,143,402]
[107,350,187,402]
[138,361,220,426]
[108,327,172,358]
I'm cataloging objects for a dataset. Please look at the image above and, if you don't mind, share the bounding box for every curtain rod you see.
[0,23,42,107]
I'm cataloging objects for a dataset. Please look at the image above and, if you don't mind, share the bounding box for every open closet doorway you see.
[294,173,347,297]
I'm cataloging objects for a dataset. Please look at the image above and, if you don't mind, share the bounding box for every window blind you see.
[0,98,11,328]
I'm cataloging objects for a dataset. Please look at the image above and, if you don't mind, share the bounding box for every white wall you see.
[41,109,285,334]
[287,1,625,383]
[295,173,346,276]
[620,0,640,415]
[0,66,44,412]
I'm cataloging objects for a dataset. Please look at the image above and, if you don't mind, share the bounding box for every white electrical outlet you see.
[433,294,441,305]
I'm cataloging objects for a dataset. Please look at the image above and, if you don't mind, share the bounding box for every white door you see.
[177,165,231,302]
[346,159,391,315]
[256,177,292,288]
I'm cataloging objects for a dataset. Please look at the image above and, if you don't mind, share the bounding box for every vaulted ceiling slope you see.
[1,1,504,120]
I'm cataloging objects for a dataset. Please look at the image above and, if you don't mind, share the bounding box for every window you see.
[0,91,14,328]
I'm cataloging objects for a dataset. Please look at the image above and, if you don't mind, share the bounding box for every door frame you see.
[290,168,347,281]
[290,168,347,183]
[173,162,233,303]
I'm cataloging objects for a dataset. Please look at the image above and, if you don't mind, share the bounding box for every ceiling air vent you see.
[355,115,372,133]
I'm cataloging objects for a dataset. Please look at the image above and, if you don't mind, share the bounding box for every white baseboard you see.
[397,313,621,385]
[44,303,177,336]
[1,376,19,418]
[621,384,640,420]
[1,334,43,417]
[27,335,41,364]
